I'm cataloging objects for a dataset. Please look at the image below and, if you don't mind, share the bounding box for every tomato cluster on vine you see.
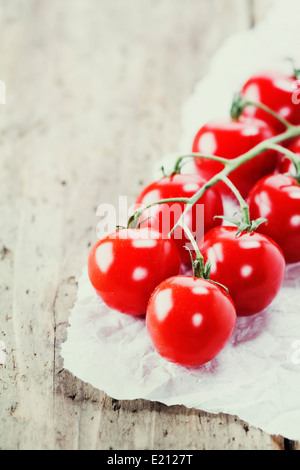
[88,68,300,368]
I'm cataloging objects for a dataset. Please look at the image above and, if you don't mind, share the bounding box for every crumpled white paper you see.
[61,0,300,441]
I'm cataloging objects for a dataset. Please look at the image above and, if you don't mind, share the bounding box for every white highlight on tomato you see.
[241,127,259,137]
[127,227,160,240]
[206,249,217,273]
[183,183,200,193]
[198,132,217,154]
[207,243,224,274]
[155,288,173,322]
[280,106,292,118]
[287,191,300,199]
[192,313,203,327]
[206,243,223,274]
[132,239,158,248]
[274,79,293,92]
[126,230,145,239]
[141,189,161,205]
[133,267,148,281]
[254,191,272,217]
[139,228,161,239]
[244,84,260,104]
[96,242,114,273]
[193,286,209,295]
[239,240,261,249]
[290,215,300,227]
[164,241,171,255]
[241,265,253,278]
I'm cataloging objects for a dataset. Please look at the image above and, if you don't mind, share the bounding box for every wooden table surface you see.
[1,0,299,450]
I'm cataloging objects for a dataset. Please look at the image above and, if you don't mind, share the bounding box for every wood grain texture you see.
[0,0,296,450]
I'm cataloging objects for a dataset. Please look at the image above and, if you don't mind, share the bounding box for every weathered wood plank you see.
[0,0,294,450]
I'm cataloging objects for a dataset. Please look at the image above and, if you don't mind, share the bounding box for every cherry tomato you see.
[240,70,300,133]
[135,173,223,264]
[88,228,181,316]
[198,226,286,316]
[248,174,300,263]
[146,276,236,367]
[192,117,278,198]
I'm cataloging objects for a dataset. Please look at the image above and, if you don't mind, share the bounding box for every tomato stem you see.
[230,93,292,129]
[267,143,300,183]
[244,100,291,129]
[130,124,300,232]
[180,223,227,288]
[173,153,229,174]
[127,118,300,272]
[128,197,190,228]
[179,223,205,278]
[169,124,300,236]
[286,57,300,80]
[222,176,250,225]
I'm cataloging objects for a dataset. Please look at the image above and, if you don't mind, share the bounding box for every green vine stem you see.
[169,123,300,236]
[173,153,229,175]
[128,98,300,279]
[180,223,205,278]
[266,142,300,183]
[128,197,190,228]
[221,176,250,225]
[130,124,300,234]
[177,219,229,293]
[214,176,268,235]
[122,90,300,302]
[230,93,292,129]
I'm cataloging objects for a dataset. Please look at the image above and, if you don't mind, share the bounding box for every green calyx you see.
[160,166,168,177]
[215,215,268,237]
[185,247,229,294]
[230,92,292,130]
[185,246,206,279]
[115,225,126,231]
[230,93,246,121]
[293,69,300,80]
[286,57,300,80]
[127,211,141,229]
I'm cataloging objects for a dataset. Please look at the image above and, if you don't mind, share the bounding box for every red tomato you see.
[135,174,223,264]
[241,71,300,133]
[146,276,236,367]
[248,174,300,264]
[88,228,181,316]
[199,226,286,316]
[192,117,278,198]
